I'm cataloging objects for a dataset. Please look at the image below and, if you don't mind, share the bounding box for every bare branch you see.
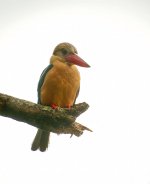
[0,93,92,137]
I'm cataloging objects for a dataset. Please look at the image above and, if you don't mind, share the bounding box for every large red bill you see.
[65,54,90,67]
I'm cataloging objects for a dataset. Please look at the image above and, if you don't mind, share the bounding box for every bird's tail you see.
[31,129,50,152]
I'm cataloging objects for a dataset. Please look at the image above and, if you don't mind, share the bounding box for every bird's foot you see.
[51,104,58,109]
[51,104,71,110]
[65,104,71,109]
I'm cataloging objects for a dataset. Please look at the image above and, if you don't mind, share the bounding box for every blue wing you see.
[37,64,53,104]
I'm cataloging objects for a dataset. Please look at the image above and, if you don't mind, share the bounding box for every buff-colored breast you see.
[40,60,80,107]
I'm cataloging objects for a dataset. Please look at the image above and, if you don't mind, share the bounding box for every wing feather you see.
[37,64,53,104]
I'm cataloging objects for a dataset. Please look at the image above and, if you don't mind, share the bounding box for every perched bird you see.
[31,42,90,152]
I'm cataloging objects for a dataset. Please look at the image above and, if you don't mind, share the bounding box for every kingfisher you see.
[31,42,90,152]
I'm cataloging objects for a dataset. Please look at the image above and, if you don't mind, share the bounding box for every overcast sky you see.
[0,0,150,184]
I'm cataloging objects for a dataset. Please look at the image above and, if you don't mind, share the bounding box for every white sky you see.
[0,0,150,183]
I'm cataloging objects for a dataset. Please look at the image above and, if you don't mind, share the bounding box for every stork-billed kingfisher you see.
[31,42,90,152]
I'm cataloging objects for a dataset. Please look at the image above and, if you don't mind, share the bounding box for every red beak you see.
[65,54,90,67]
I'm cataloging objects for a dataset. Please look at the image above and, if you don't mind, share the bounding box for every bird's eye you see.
[61,48,68,55]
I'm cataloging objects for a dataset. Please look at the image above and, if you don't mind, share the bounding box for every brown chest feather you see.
[41,61,80,107]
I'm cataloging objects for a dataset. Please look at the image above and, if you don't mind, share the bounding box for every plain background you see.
[0,0,150,183]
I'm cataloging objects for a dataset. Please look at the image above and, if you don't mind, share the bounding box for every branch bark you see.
[0,93,92,137]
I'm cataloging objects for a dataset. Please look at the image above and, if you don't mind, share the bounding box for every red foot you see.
[65,104,71,109]
[51,104,58,109]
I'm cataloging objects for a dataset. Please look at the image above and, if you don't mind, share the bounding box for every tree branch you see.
[0,93,92,137]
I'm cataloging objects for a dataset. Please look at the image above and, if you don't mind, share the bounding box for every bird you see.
[31,42,90,152]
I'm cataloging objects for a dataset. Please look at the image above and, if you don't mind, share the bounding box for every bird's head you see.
[51,42,90,67]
